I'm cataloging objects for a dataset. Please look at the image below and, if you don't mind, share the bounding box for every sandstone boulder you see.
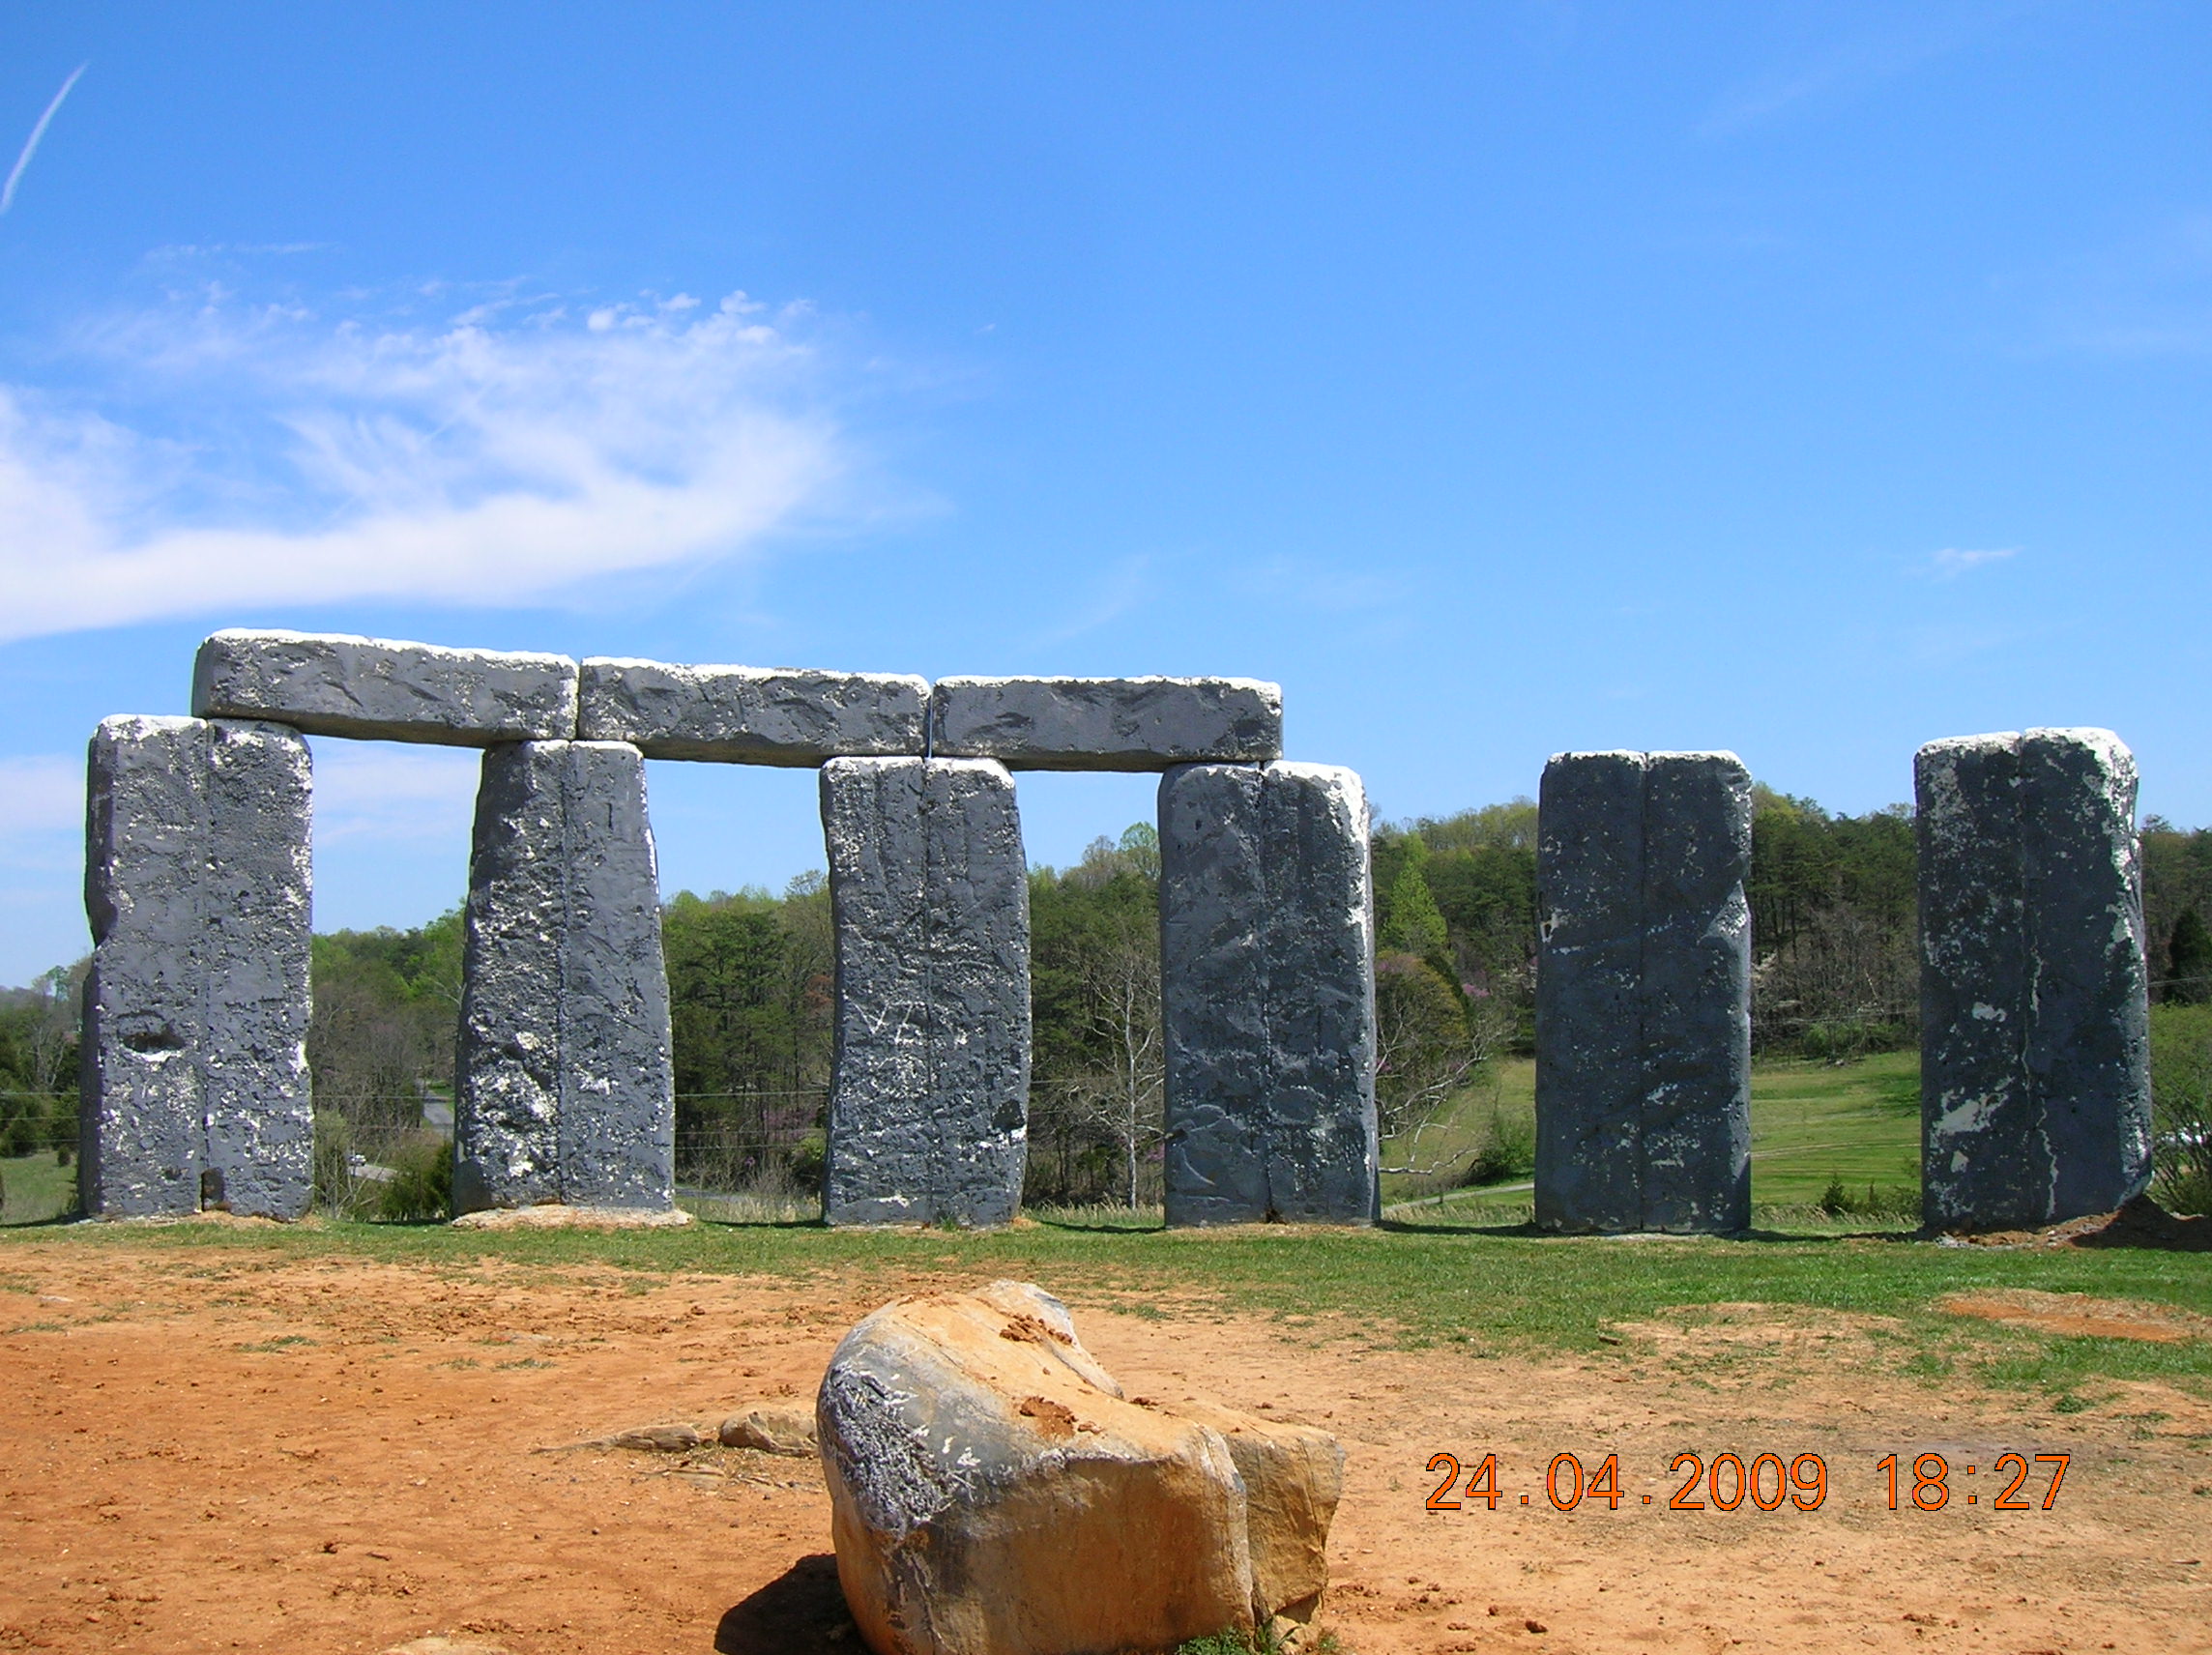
[721,1406,818,1456]
[816,1281,1342,1655]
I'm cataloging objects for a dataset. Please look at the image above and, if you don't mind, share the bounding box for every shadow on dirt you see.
[714,1552,853,1654]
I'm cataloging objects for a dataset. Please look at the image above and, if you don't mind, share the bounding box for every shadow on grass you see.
[714,1553,851,1654]
[687,1215,829,1232]
[0,1209,82,1230]
[1378,1217,1920,1244]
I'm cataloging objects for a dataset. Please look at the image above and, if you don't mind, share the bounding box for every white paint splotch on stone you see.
[455,740,674,1214]
[82,716,313,1220]
[1917,728,2151,1232]
[819,758,1030,1227]
[931,676,1282,771]
[576,658,927,765]
[193,628,578,746]
[1533,751,1752,1235]
[1160,761,1378,1226]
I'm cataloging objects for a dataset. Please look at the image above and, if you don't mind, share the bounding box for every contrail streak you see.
[1,63,88,216]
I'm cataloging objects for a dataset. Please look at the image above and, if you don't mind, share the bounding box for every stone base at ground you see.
[446,1205,692,1231]
[816,1281,1343,1655]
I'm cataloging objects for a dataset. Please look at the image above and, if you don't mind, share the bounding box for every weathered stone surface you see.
[1918,729,2152,1232]
[193,628,577,746]
[1160,761,1378,1226]
[556,742,676,1209]
[82,717,208,1219]
[817,1281,1342,1655]
[81,716,314,1221]
[576,658,926,765]
[819,758,1030,1227]
[199,722,314,1219]
[931,676,1282,771]
[1162,1398,1344,1625]
[610,1424,706,1453]
[1534,750,1752,1234]
[455,740,674,1214]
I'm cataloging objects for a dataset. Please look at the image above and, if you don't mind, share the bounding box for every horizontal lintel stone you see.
[192,629,578,746]
[576,658,926,765]
[930,675,1283,771]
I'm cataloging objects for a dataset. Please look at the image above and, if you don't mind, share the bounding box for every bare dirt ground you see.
[2,1239,2209,1655]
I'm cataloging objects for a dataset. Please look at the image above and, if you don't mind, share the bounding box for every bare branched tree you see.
[1059,913,1164,1207]
[1375,953,1515,1176]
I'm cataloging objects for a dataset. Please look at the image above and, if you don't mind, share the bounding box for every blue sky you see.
[2,1,2207,985]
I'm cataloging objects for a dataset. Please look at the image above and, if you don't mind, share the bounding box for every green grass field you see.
[1383,1049,1922,1226]
[0,1151,75,1226]
[5,1197,2207,1408]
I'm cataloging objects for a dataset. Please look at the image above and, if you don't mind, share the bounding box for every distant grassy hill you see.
[1382,1050,1921,1228]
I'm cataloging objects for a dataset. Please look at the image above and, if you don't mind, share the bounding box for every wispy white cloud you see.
[0,286,854,643]
[2002,212,2212,359]
[1700,4,2036,138]
[1,62,86,215]
[1027,554,1153,650]
[1928,546,2018,579]
[1242,556,1405,613]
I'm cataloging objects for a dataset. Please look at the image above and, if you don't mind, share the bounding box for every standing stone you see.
[455,740,674,1214]
[1160,761,1379,1226]
[200,723,315,1218]
[1917,729,2152,1232]
[82,716,313,1220]
[193,628,578,746]
[819,758,1030,1226]
[83,718,208,1219]
[931,676,1283,771]
[1534,751,1752,1234]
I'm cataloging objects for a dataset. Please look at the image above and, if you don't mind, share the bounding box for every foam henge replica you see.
[1534,751,1754,1234]
[78,629,2152,1236]
[80,628,1382,1226]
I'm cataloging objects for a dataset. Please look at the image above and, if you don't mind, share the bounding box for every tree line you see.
[14,793,2212,1214]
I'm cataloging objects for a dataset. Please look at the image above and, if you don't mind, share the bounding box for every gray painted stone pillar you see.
[1160,761,1379,1227]
[82,716,312,1220]
[1534,750,1752,1234]
[200,721,315,1217]
[455,740,675,1213]
[1917,728,2152,1232]
[819,757,1030,1226]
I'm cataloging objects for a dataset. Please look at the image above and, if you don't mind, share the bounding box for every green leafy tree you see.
[1380,836,1450,959]
[2165,908,2212,1005]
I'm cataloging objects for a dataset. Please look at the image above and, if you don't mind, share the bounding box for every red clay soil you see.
[1943,1196,2212,1253]
[2,1240,2210,1655]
